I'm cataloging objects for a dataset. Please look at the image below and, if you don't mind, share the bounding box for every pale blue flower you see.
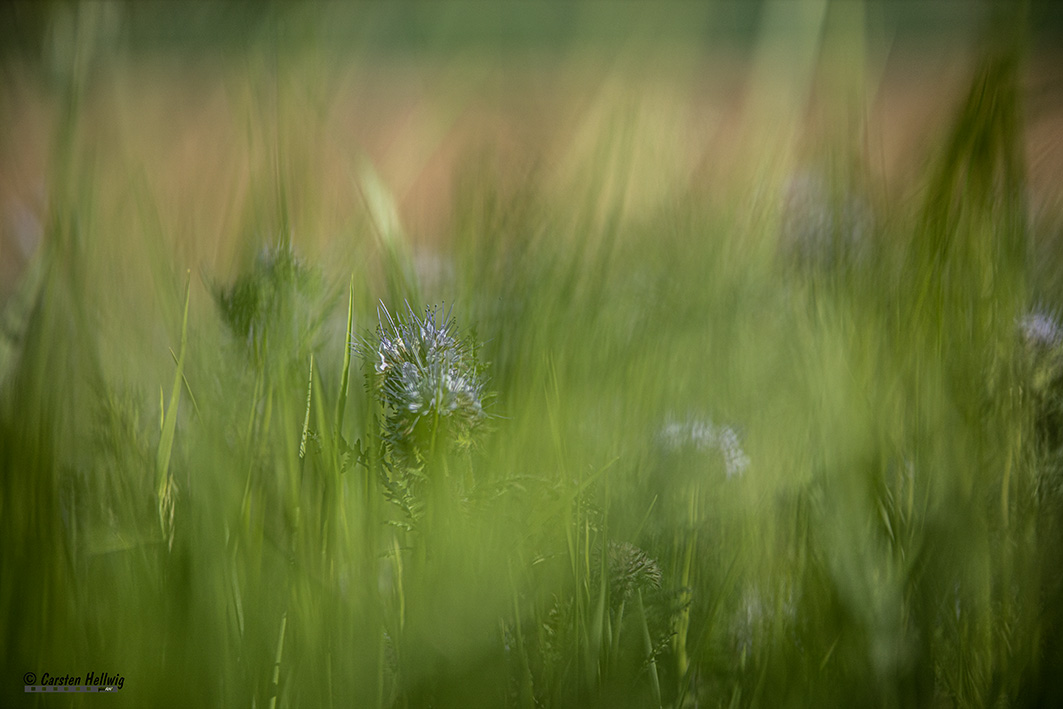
[357,301,488,465]
[659,415,750,479]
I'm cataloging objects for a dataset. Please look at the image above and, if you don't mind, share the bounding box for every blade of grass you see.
[168,346,201,418]
[156,269,190,546]
[335,275,355,440]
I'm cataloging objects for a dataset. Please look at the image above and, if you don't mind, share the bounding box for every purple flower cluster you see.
[358,302,488,465]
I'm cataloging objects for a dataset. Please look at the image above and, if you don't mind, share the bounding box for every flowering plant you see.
[357,301,490,470]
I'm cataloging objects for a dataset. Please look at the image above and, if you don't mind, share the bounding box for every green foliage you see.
[2,4,1062,708]
[213,244,326,367]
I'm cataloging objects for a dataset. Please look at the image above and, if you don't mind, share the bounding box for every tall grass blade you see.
[335,275,355,439]
[156,269,191,547]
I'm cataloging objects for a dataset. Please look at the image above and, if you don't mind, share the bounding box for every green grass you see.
[3,2,1063,707]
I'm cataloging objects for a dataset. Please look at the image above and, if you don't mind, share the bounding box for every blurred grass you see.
[2,1,1063,707]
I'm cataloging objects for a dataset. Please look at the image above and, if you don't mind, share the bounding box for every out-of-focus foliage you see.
[2,2,1063,708]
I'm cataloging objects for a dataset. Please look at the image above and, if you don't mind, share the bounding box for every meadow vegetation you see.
[2,2,1063,707]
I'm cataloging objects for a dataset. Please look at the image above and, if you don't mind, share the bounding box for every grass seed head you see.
[607,541,663,603]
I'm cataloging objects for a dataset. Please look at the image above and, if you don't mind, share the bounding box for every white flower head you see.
[659,414,750,479]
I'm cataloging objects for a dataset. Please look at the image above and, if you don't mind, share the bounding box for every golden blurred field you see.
[2,8,1061,303]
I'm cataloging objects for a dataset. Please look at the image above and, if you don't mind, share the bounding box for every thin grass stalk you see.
[636,589,662,709]
[276,380,301,533]
[268,611,288,709]
[508,561,537,709]
[588,527,608,688]
[310,368,342,562]
[299,354,313,462]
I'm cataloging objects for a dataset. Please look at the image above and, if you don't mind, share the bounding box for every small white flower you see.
[1020,309,1062,350]
[658,415,750,478]
[718,426,751,479]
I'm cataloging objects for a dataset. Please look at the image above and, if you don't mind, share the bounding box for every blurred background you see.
[3,2,1063,708]
[2,1,1061,301]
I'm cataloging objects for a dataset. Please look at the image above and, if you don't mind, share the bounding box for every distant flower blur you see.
[1021,309,1063,351]
[658,415,750,479]
[779,170,872,270]
[1020,307,1063,469]
[213,243,321,361]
